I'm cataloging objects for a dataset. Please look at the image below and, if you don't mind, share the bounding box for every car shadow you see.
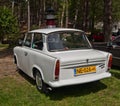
[17,69,108,100]
[17,69,36,85]
[48,81,107,100]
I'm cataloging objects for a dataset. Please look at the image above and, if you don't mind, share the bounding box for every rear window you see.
[47,31,91,52]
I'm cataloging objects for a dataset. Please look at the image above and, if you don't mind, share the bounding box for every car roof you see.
[28,28,83,34]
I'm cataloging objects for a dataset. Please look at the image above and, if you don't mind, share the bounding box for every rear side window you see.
[24,33,32,47]
[32,33,43,50]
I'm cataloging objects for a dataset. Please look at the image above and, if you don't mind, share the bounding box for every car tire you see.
[35,71,48,93]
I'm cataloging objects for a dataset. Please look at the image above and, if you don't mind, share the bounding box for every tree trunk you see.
[90,0,96,33]
[65,0,69,28]
[73,1,80,28]
[27,0,30,31]
[83,0,90,32]
[60,1,65,27]
[103,0,112,42]
[39,0,42,27]
[12,1,14,15]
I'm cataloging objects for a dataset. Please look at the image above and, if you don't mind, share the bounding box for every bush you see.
[0,6,19,45]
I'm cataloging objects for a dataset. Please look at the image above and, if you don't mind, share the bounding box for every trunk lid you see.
[50,49,108,80]
[50,49,107,66]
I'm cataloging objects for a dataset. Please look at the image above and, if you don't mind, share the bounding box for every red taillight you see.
[108,55,112,70]
[55,60,60,80]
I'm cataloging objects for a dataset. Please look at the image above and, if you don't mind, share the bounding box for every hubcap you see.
[36,72,42,90]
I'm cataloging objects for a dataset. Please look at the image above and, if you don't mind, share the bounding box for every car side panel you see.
[14,46,57,83]
[29,49,57,82]
[14,46,25,70]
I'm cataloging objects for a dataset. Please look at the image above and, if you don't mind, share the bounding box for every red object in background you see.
[92,33,104,42]
[111,36,115,40]
[46,19,56,26]
[45,8,56,28]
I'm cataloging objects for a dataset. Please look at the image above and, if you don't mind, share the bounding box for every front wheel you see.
[35,71,48,93]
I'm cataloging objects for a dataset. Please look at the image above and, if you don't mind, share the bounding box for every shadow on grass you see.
[17,69,36,85]
[17,69,107,100]
[48,81,107,100]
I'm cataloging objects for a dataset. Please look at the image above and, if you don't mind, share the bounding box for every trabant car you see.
[14,28,112,93]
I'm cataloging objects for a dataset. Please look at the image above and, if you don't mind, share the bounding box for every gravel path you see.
[0,49,17,78]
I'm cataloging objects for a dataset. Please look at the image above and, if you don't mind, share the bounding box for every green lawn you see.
[0,68,120,106]
[0,44,9,51]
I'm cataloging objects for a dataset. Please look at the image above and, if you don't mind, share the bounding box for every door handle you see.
[24,52,28,56]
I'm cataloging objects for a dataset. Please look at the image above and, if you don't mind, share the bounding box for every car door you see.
[21,33,33,75]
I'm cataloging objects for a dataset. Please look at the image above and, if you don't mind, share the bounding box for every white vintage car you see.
[14,28,112,93]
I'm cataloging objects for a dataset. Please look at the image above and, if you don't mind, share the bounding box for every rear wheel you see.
[35,71,48,93]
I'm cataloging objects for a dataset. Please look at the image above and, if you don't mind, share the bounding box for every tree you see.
[1,0,119,43]
[112,0,120,22]
[103,0,112,42]
[60,0,65,27]
[83,0,90,31]
[27,0,30,31]
[89,0,103,32]
[0,6,19,44]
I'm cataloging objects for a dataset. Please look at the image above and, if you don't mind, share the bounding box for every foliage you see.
[0,0,120,42]
[112,0,120,22]
[0,44,9,51]
[31,25,40,30]
[89,0,104,22]
[0,6,19,43]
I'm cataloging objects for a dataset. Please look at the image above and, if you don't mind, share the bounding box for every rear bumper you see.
[48,72,111,88]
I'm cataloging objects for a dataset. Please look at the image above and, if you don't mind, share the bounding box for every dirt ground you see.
[0,48,35,85]
[0,49,17,78]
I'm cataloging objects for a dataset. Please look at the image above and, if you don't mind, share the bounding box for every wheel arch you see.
[14,54,18,64]
[32,65,44,81]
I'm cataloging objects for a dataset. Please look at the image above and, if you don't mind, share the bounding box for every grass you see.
[0,68,120,106]
[0,44,9,51]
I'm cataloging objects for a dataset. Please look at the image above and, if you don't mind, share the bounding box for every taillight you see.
[108,55,112,70]
[55,60,60,80]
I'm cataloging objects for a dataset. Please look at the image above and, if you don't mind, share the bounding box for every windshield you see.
[47,31,91,52]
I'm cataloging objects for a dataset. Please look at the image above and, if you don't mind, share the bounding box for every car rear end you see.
[48,49,112,88]
[45,29,112,88]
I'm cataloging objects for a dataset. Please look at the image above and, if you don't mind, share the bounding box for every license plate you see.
[74,66,96,76]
